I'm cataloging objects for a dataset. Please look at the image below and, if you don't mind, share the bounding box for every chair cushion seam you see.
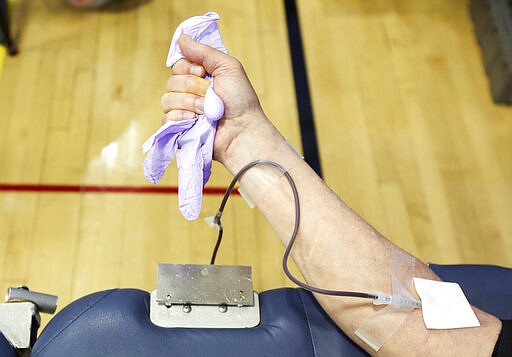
[33,289,119,355]
[297,290,318,357]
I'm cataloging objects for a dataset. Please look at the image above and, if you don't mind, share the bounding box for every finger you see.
[166,75,210,97]
[161,92,205,114]
[178,35,233,76]
[161,110,197,124]
[172,58,206,77]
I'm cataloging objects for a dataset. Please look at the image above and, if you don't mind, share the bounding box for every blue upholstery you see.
[32,288,367,357]
[430,264,512,320]
[32,264,512,356]
[0,332,15,356]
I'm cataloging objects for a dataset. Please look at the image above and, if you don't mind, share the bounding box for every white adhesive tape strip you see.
[238,141,303,209]
[355,249,419,352]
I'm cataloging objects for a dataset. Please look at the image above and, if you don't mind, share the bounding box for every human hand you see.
[161,35,274,168]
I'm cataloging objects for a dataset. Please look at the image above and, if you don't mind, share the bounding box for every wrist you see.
[215,113,285,175]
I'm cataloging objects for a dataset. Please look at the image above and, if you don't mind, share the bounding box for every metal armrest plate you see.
[156,264,254,306]
[150,290,260,328]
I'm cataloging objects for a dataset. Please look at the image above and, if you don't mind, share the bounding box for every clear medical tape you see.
[355,249,421,352]
[237,141,303,209]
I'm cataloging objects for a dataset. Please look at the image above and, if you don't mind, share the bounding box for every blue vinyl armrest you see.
[430,264,512,319]
[32,264,512,356]
[32,288,368,357]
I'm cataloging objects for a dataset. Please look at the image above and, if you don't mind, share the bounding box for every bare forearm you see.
[219,113,501,356]
[220,114,402,319]
[220,113,404,303]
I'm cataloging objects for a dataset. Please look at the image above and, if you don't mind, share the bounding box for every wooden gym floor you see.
[1,0,511,326]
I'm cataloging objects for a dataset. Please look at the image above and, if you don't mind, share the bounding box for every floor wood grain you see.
[0,0,511,327]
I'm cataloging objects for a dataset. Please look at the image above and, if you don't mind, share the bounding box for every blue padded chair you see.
[0,332,15,356]
[32,288,369,356]
[32,264,512,357]
[430,264,512,319]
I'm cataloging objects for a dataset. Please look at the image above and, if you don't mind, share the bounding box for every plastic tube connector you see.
[205,214,222,231]
[373,291,422,309]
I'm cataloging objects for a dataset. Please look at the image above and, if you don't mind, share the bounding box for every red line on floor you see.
[0,183,238,195]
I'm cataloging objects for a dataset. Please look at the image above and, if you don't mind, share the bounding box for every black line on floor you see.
[284,0,323,177]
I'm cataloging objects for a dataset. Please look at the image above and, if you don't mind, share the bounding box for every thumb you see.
[179,35,231,76]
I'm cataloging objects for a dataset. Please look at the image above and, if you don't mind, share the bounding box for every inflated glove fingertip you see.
[204,86,224,122]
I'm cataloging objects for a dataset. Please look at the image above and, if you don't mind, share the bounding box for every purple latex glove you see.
[142,12,227,220]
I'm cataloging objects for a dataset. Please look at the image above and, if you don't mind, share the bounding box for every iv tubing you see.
[209,160,377,301]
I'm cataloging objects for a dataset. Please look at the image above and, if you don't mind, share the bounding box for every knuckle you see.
[160,93,171,110]
[171,61,182,75]
[165,76,174,91]
[229,57,243,71]
[185,75,196,90]
[161,114,170,125]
